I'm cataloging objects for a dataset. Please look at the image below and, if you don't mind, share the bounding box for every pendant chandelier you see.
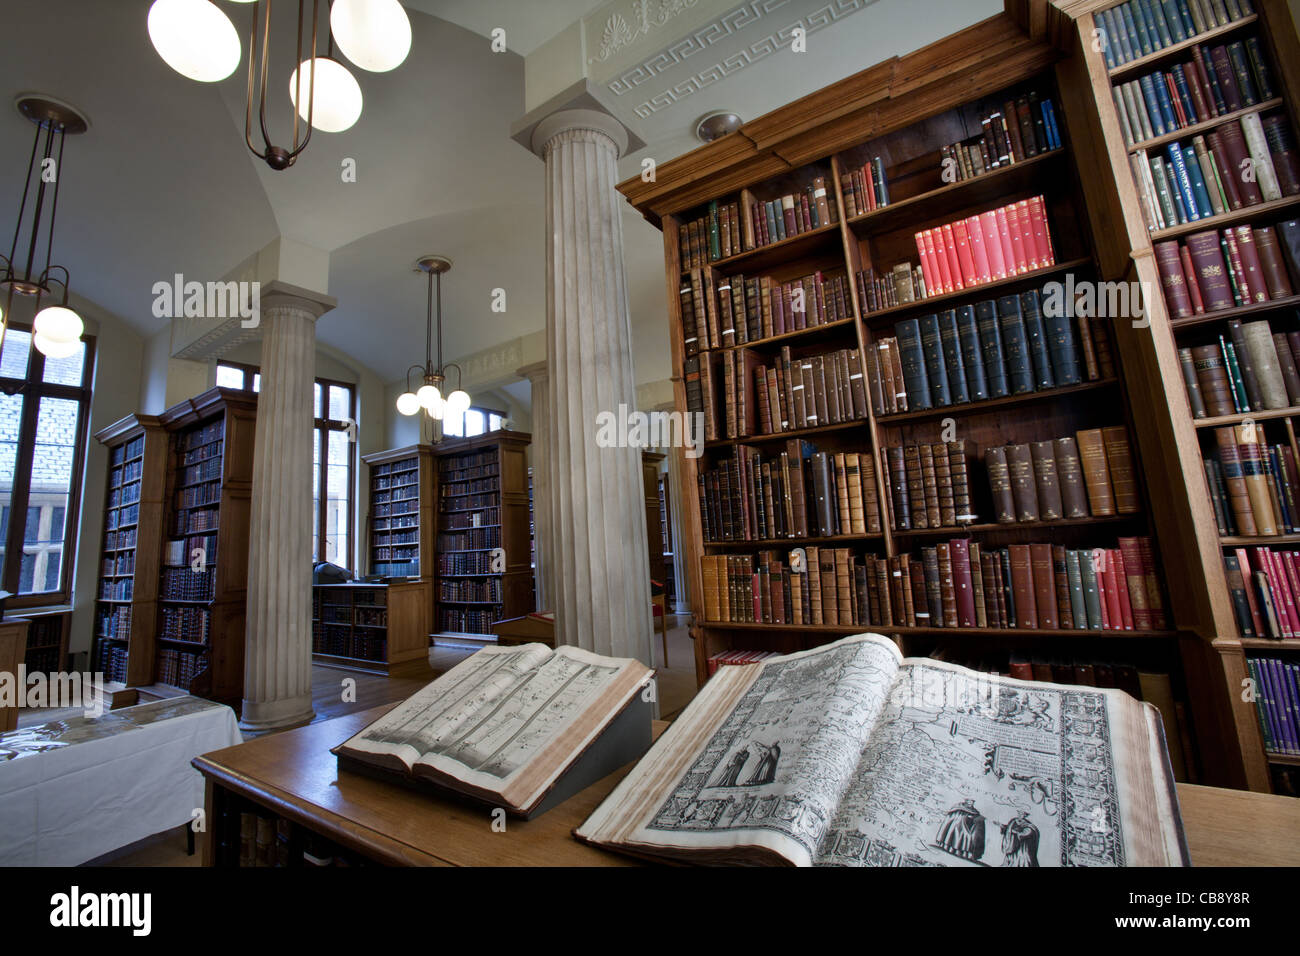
[0,95,89,361]
[147,0,411,170]
[396,256,471,424]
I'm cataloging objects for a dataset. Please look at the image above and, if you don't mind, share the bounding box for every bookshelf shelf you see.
[1170,294,1300,330]
[700,620,1176,639]
[1106,13,1259,83]
[311,581,431,677]
[1192,406,1300,429]
[706,533,885,549]
[705,419,865,448]
[1268,753,1300,766]
[875,378,1120,425]
[891,514,1138,538]
[847,150,1066,236]
[859,258,1092,325]
[714,317,857,353]
[1240,638,1300,650]
[692,223,841,276]
[1126,97,1284,154]
[1220,534,1300,546]
[1148,194,1300,242]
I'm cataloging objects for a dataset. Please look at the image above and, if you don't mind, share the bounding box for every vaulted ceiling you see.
[0,0,1001,396]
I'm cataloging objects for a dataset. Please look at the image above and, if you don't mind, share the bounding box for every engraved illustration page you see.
[814,658,1186,867]
[576,634,904,865]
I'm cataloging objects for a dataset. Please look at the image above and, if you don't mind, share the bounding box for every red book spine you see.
[940,223,964,291]
[950,538,977,627]
[966,214,992,282]
[1263,548,1297,638]
[1119,537,1151,630]
[916,229,938,294]
[1112,545,1137,630]
[979,211,1007,280]
[1094,550,1112,630]
[863,162,877,212]
[1030,195,1054,266]
[1280,551,1300,638]
[951,219,978,286]
[1178,244,1206,314]
[931,227,954,294]
[995,205,1019,274]
[1016,200,1040,270]
[1103,549,1125,630]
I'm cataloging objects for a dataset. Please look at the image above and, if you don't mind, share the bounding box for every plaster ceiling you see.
[0,0,1002,406]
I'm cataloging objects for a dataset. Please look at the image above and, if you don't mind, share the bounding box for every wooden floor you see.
[76,618,699,866]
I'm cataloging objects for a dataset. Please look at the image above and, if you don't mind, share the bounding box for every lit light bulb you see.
[330,0,412,73]
[425,393,445,420]
[34,305,83,343]
[416,383,442,410]
[395,391,420,416]
[148,0,241,83]
[446,389,471,416]
[289,57,363,133]
[34,331,80,359]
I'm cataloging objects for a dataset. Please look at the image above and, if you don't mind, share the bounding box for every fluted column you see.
[240,285,334,732]
[533,109,653,664]
[518,361,552,610]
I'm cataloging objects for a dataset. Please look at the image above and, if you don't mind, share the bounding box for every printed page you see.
[814,658,1186,867]
[576,634,903,864]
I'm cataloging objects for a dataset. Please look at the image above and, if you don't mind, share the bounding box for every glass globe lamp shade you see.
[330,0,412,73]
[148,0,242,83]
[424,393,445,420]
[416,383,442,410]
[445,389,471,416]
[34,331,81,359]
[34,305,84,344]
[395,391,420,416]
[290,57,363,133]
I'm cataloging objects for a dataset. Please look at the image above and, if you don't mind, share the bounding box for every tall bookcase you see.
[1046,0,1299,792]
[155,387,257,703]
[363,445,435,579]
[618,4,1281,789]
[432,431,532,642]
[91,414,168,704]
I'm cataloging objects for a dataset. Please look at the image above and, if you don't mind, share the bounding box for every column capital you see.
[510,79,644,161]
[259,280,337,321]
[516,360,549,384]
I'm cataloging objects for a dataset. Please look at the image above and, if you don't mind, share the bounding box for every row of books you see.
[443,509,497,531]
[1130,115,1299,232]
[440,478,498,497]
[109,459,144,487]
[373,455,419,475]
[1225,548,1300,640]
[437,528,499,550]
[1096,0,1253,69]
[911,196,1056,300]
[1203,425,1300,536]
[110,435,145,466]
[699,536,1165,630]
[1247,656,1299,755]
[881,441,973,532]
[99,579,133,601]
[939,92,1062,182]
[697,442,883,543]
[839,156,889,218]
[855,263,928,313]
[438,579,501,603]
[705,649,780,676]
[156,646,206,690]
[437,607,500,635]
[1179,319,1300,418]
[102,527,137,551]
[96,606,131,642]
[984,428,1140,524]
[105,483,140,510]
[106,502,140,530]
[679,267,853,355]
[181,420,223,452]
[160,605,210,645]
[748,180,840,250]
[1111,35,1277,146]
[890,288,1113,412]
[180,439,222,467]
[96,643,129,685]
[679,199,744,270]
[161,566,214,602]
[1157,222,1299,321]
[436,552,499,576]
[437,450,496,472]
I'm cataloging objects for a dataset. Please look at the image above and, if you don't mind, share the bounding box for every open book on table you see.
[333,643,652,816]
[576,634,1187,866]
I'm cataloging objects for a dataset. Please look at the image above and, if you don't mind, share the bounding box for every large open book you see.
[577,634,1187,866]
[334,643,652,816]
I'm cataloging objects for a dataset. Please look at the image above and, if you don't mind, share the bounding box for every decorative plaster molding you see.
[605,0,877,118]
[588,0,703,64]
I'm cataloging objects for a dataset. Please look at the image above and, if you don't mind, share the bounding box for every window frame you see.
[0,321,96,608]
[443,403,507,439]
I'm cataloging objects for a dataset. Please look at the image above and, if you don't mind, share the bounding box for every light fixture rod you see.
[7,117,40,271]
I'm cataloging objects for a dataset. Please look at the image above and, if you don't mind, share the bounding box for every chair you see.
[650,584,669,668]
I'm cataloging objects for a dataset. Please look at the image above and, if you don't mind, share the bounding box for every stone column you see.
[518,106,653,665]
[655,403,691,614]
[517,360,552,610]
[240,283,335,732]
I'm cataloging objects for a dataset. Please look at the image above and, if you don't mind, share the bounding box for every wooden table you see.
[193,703,1300,867]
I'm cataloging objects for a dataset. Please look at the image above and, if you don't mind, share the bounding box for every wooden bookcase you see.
[618,4,1281,789]
[16,609,70,673]
[311,582,432,677]
[658,474,676,604]
[431,431,532,642]
[362,445,435,579]
[154,387,257,704]
[1044,0,1300,792]
[642,452,668,590]
[91,414,168,704]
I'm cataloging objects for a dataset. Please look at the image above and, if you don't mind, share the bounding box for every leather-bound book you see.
[969,541,988,628]
[1272,332,1300,405]
[845,453,866,535]
[893,317,932,410]
[932,442,956,527]
[974,298,1009,398]
[1019,289,1055,390]
[1206,130,1244,210]
[936,542,958,628]
[997,549,1015,628]
[1233,226,1270,304]
[937,309,969,405]
[1077,548,1102,629]
[1185,229,1236,311]
[918,312,951,407]
[1006,443,1040,522]
[1053,436,1089,518]
[955,305,988,401]
[1241,320,1289,408]
[981,550,1003,628]
[1178,245,1206,314]
[1254,226,1295,299]
[922,547,943,627]
[1008,544,1037,629]
[1051,545,1072,628]
[985,445,1016,523]
[811,451,837,537]
[1137,537,1166,629]
[1029,543,1058,629]
[835,548,853,625]
[885,446,909,531]
[1154,240,1194,318]
[860,452,882,534]
[1118,537,1153,631]
[1064,549,1086,629]
[918,443,941,528]
[996,294,1035,395]
[949,538,977,627]
[1100,426,1141,514]
[1110,547,1136,630]
[1204,459,1232,534]
[1215,120,1264,206]
[1212,427,1258,536]
[1029,440,1064,520]
[947,440,973,525]
[908,556,928,628]
[833,452,852,535]
[1190,343,1236,416]
[1233,424,1279,535]
[1076,429,1116,516]
[1177,347,1208,417]
[818,547,839,625]
[903,444,927,530]
[846,348,869,419]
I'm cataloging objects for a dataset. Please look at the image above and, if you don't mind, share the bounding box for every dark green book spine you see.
[1226,41,1259,106]
[999,548,1017,626]
[955,304,988,401]
[1078,549,1103,629]
[996,294,1035,395]
[1065,549,1087,631]
[1219,335,1251,411]
[1042,295,1081,386]
[937,308,969,405]
[918,312,951,407]
[893,317,933,410]
[1244,37,1277,101]
[922,546,944,626]
[1018,289,1056,390]
[974,298,1008,398]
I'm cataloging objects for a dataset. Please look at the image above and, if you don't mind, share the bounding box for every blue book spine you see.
[974,299,1009,399]
[1246,659,1275,752]
[1152,72,1180,131]
[996,294,1035,395]
[1171,66,1199,124]
[1166,142,1202,219]
[1123,4,1149,58]
[1181,146,1214,221]
[1139,75,1168,135]
[918,312,951,407]
[893,318,932,411]
[1268,448,1294,531]
[1112,6,1136,64]
[1041,100,1062,150]
[1269,658,1299,754]
[1143,0,1173,48]
[1042,298,1082,386]
[1096,9,1117,68]
[1285,661,1300,754]
[1159,0,1188,42]
[1176,0,1197,35]
[955,305,988,402]
[937,309,969,405]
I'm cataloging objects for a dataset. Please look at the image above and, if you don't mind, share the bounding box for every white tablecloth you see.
[0,696,242,866]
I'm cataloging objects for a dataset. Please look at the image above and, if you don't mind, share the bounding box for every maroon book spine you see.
[1155,240,1194,318]
[949,538,977,627]
[1186,229,1236,311]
